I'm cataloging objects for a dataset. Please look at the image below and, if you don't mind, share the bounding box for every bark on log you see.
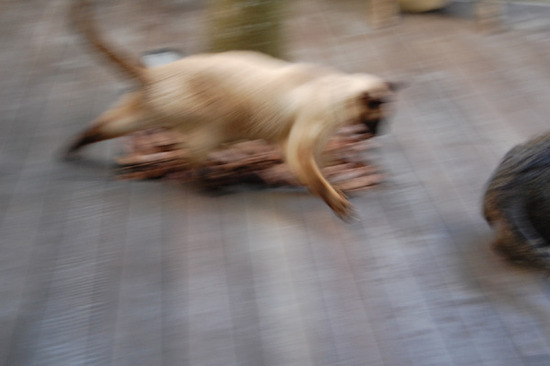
[117,123,385,192]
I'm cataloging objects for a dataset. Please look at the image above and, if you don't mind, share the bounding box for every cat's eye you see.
[368,100,383,109]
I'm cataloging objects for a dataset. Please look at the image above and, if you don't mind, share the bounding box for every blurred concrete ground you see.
[2,0,550,365]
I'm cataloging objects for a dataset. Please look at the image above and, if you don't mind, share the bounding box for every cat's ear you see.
[387,81,408,92]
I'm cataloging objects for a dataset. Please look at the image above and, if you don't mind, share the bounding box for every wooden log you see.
[116,122,385,192]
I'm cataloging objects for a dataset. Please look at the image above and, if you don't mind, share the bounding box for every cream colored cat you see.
[66,0,400,220]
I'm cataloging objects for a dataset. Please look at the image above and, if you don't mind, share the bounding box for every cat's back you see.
[484,131,550,234]
[148,51,332,93]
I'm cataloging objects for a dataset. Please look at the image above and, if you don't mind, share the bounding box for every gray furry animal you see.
[483,132,550,268]
[64,0,400,220]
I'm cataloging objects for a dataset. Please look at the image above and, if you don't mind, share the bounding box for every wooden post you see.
[367,0,400,29]
[205,0,286,58]
[475,0,505,33]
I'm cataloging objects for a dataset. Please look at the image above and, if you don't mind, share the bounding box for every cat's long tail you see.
[70,0,148,85]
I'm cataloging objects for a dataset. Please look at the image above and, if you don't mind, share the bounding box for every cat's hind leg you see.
[64,92,148,158]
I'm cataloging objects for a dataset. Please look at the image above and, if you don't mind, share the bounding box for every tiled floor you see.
[2,1,550,365]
